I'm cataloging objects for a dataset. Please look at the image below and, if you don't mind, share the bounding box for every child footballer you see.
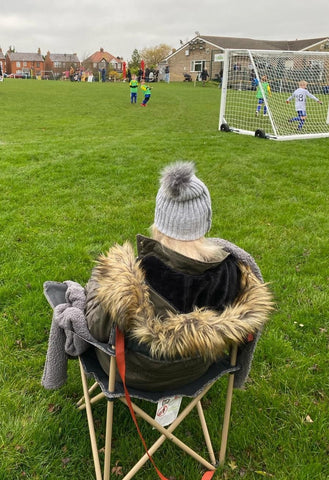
[286,80,323,130]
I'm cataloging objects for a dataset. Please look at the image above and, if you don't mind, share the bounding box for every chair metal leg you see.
[197,400,216,465]
[77,391,106,411]
[79,358,103,480]
[103,401,114,480]
[103,356,117,480]
[219,344,238,465]
[76,381,99,407]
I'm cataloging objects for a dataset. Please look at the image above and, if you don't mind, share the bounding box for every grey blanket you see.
[41,280,96,389]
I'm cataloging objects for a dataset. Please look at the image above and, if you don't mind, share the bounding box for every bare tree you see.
[141,44,173,68]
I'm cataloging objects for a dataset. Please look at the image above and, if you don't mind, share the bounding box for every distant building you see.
[0,48,5,73]
[82,47,123,80]
[44,52,80,79]
[6,48,44,78]
[160,35,329,81]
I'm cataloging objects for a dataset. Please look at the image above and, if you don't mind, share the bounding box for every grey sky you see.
[1,0,328,61]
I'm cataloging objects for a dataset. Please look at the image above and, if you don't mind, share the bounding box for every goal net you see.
[40,70,56,80]
[219,49,329,140]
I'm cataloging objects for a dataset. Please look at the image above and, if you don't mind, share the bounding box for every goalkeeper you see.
[286,80,323,130]
[255,75,271,116]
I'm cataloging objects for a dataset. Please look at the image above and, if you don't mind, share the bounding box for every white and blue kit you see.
[287,87,321,129]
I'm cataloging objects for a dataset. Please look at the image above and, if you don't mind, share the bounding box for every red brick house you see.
[0,48,5,75]
[82,47,123,80]
[44,52,80,79]
[6,49,44,78]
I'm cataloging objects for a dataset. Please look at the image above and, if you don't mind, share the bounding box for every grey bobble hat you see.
[154,161,212,241]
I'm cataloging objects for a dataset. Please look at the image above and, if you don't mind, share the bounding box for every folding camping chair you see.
[43,265,270,480]
[76,334,239,480]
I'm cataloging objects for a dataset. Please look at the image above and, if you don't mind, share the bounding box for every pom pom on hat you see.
[154,161,212,241]
[160,161,195,198]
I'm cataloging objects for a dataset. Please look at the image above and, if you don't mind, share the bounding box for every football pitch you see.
[0,79,328,480]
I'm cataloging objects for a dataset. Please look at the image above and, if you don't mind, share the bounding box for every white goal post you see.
[219,49,329,141]
[39,70,56,80]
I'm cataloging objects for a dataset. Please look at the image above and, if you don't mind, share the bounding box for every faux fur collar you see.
[94,242,273,362]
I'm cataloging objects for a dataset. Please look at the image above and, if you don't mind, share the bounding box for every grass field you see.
[0,79,328,480]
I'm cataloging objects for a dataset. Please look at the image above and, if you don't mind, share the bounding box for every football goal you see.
[219,49,329,140]
[40,70,56,80]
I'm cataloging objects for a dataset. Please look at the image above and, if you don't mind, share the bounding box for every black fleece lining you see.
[140,255,241,314]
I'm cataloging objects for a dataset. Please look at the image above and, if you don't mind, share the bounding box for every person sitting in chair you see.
[85,161,272,391]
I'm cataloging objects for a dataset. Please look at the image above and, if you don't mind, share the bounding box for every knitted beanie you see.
[154,161,212,241]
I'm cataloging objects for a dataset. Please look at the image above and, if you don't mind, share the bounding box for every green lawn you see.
[0,79,328,480]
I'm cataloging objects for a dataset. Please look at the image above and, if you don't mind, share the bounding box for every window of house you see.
[191,60,206,72]
[309,60,324,78]
[16,62,21,68]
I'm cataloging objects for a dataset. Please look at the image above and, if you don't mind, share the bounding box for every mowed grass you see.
[0,79,328,480]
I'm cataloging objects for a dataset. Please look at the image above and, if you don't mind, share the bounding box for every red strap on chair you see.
[115,327,215,480]
[116,326,168,480]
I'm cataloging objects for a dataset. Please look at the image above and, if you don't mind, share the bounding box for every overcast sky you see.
[1,0,329,61]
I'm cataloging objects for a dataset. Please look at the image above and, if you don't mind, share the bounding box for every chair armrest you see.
[43,281,68,308]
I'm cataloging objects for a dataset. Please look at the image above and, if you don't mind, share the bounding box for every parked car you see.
[6,73,31,79]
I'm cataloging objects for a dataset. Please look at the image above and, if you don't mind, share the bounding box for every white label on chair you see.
[155,396,182,427]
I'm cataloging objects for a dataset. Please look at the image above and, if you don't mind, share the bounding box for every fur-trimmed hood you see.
[94,242,273,362]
